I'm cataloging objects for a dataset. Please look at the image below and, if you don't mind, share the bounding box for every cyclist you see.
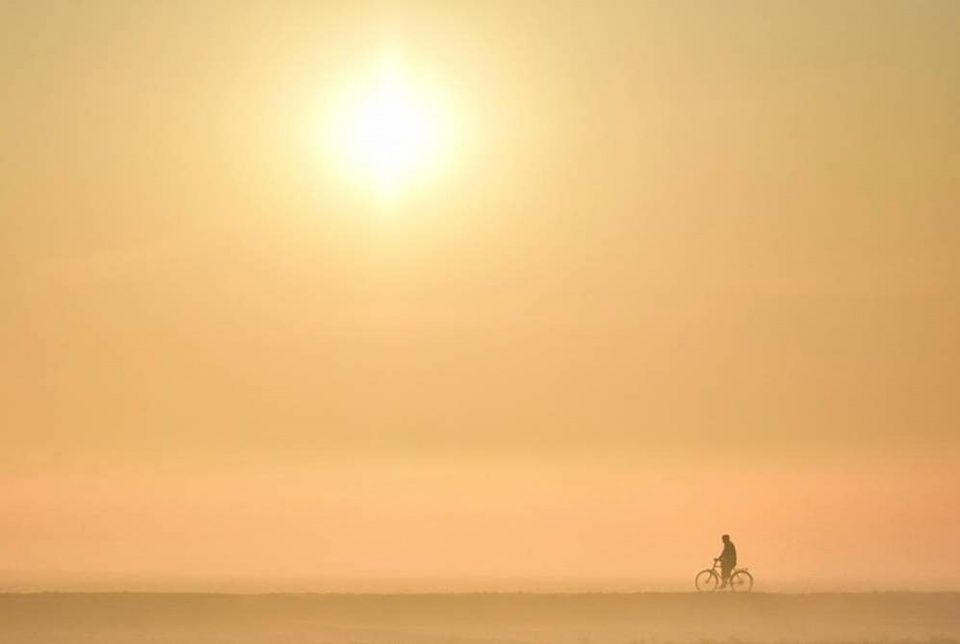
[714,534,737,589]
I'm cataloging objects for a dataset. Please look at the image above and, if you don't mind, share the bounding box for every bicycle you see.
[695,560,754,592]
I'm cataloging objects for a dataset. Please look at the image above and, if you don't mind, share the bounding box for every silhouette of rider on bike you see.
[714,534,737,589]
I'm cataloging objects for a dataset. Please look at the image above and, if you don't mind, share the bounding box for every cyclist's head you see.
[722,534,730,543]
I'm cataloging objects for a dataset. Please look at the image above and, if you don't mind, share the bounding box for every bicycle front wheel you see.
[729,570,753,592]
[695,569,719,592]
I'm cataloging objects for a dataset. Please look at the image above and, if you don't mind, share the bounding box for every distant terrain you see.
[1,592,958,643]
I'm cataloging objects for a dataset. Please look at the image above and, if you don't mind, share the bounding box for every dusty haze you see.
[2,0,958,592]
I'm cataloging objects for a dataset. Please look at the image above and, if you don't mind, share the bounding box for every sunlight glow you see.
[326,57,455,201]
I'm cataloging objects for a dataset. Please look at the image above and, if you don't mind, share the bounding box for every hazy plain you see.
[1,592,958,644]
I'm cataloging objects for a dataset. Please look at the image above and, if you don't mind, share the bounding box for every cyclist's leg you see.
[720,563,732,588]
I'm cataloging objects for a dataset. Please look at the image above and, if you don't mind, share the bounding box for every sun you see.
[326,57,453,201]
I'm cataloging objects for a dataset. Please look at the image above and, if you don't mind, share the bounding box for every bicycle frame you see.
[695,561,753,592]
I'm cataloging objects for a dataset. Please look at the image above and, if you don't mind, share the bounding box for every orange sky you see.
[2,0,959,591]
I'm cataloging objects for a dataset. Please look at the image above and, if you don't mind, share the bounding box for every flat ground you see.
[1,592,958,643]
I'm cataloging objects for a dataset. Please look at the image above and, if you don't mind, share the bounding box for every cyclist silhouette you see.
[714,534,737,589]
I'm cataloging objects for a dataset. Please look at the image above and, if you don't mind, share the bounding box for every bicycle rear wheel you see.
[729,570,753,592]
[695,569,719,592]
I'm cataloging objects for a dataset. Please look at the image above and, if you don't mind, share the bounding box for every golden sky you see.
[2,0,959,590]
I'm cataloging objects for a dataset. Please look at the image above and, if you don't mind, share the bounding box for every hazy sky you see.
[2,0,958,591]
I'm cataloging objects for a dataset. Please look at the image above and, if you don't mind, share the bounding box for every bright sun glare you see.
[327,57,454,201]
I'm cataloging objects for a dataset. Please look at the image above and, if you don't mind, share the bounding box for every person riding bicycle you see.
[714,534,737,589]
